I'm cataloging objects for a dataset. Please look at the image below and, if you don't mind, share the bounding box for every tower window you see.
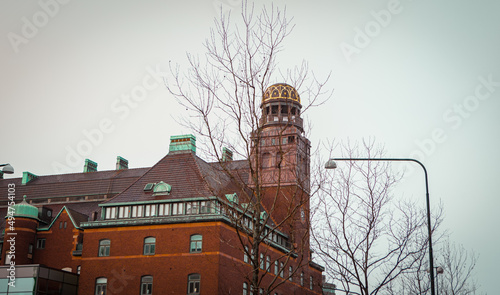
[281,105,288,114]
[271,105,278,114]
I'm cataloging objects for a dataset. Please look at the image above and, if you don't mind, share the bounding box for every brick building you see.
[0,83,324,294]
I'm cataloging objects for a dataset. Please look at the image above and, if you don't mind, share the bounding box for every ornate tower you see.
[251,83,312,254]
[256,83,311,191]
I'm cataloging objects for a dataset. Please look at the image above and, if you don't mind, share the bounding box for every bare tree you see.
[389,238,481,295]
[437,240,480,295]
[166,1,330,293]
[312,139,442,295]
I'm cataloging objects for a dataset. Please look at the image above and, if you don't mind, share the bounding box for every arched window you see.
[95,277,107,295]
[141,276,153,295]
[266,256,271,271]
[187,273,200,295]
[243,282,248,295]
[190,235,202,253]
[98,239,110,257]
[143,237,156,255]
[77,265,81,275]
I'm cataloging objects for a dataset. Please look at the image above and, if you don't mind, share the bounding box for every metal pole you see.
[328,158,436,295]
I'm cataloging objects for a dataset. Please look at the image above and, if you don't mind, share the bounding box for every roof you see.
[262,83,301,105]
[104,152,245,205]
[0,168,148,203]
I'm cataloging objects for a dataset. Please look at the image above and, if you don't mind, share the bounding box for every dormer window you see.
[225,193,238,204]
[153,181,171,195]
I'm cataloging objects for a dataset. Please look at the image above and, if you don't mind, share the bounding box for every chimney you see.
[169,134,196,154]
[83,159,98,173]
[222,147,233,162]
[22,171,38,185]
[116,156,128,170]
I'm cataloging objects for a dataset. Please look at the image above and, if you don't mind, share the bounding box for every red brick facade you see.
[0,83,325,294]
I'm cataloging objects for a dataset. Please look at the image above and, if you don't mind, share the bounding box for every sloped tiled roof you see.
[0,168,148,201]
[104,152,244,204]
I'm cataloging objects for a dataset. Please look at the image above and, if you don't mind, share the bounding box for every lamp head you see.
[325,159,337,169]
[0,164,14,174]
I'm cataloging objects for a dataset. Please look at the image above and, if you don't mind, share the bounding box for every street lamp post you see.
[0,163,14,179]
[325,158,436,295]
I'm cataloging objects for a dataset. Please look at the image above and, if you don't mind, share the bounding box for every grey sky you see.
[1,0,499,293]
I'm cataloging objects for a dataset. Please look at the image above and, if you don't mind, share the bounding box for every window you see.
[132,205,143,218]
[144,237,156,255]
[145,204,156,217]
[310,275,313,290]
[187,273,200,294]
[28,244,33,254]
[64,221,67,229]
[158,203,170,216]
[59,221,63,229]
[243,282,248,295]
[119,206,130,218]
[274,261,278,275]
[98,239,110,257]
[300,272,304,286]
[77,265,81,275]
[266,256,271,271]
[186,202,199,215]
[105,207,117,219]
[36,238,46,249]
[200,201,214,214]
[260,253,264,269]
[288,266,293,281]
[172,202,184,215]
[280,262,284,277]
[244,246,249,263]
[190,235,202,253]
[141,276,153,295]
[95,277,107,295]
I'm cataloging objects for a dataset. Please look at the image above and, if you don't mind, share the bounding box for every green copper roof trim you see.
[99,196,218,207]
[22,171,38,185]
[37,206,82,231]
[7,195,39,220]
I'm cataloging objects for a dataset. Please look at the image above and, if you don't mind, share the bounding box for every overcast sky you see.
[1,0,499,293]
